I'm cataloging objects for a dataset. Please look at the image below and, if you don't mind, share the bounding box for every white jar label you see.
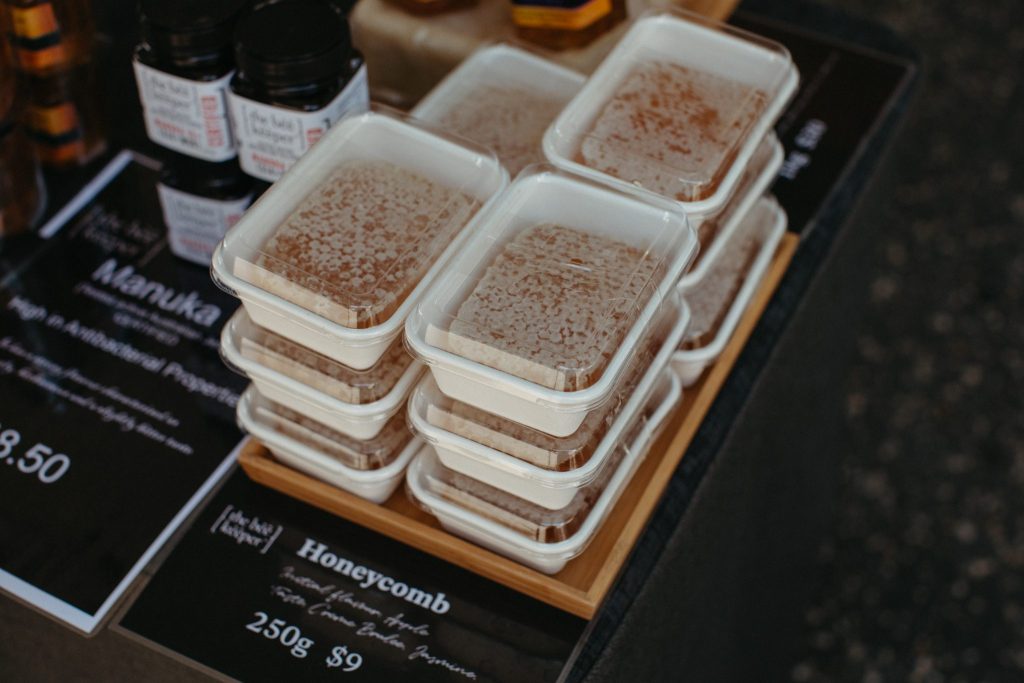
[228,63,370,182]
[158,183,253,266]
[133,59,237,162]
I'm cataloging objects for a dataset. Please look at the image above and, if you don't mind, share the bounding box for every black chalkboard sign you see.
[0,153,245,633]
[119,471,588,682]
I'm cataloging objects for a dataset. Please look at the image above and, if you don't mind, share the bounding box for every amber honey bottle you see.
[2,0,95,75]
[511,0,625,50]
[23,61,106,167]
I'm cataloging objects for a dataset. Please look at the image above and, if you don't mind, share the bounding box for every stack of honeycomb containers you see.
[210,108,508,502]
[542,10,799,386]
[404,11,799,573]
[404,164,699,573]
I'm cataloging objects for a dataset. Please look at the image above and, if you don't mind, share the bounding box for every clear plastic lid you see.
[416,448,616,542]
[411,44,586,177]
[244,387,414,471]
[215,109,508,331]
[409,368,678,545]
[408,296,689,507]
[223,308,413,405]
[420,307,668,471]
[692,133,781,267]
[408,164,697,400]
[682,196,785,349]
[544,10,798,210]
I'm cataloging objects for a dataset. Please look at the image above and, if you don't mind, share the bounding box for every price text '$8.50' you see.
[0,421,71,484]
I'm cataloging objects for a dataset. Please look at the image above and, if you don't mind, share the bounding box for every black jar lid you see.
[234,0,352,88]
[160,150,253,199]
[140,0,250,63]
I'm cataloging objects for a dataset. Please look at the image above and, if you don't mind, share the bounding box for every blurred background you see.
[789,1,1024,681]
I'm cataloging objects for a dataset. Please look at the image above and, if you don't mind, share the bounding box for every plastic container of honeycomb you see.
[211,108,508,370]
[408,297,689,509]
[415,326,656,472]
[220,308,423,440]
[672,195,787,386]
[405,164,696,437]
[237,385,420,503]
[543,10,798,216]
[411,44,585,177]
[405,368,681,574]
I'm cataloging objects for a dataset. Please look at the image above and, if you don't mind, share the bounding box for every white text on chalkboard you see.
[297,538,451,615]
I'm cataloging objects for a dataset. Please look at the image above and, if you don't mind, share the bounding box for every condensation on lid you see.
[225,308,412,404]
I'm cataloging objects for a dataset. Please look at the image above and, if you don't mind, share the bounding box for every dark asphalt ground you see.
[788,1,1024,681]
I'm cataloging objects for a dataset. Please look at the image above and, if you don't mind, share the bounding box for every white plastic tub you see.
[680,133,783,289]
[405,165,697,437]
[406,368,681,574]
[211,108,508,370]
[411,44,586,176]
[408,300,689,509]
[543,10,798,216]
[237,385,420,504]
[221,308,423,440]
[672,196,787,386]
[414,309,667,472]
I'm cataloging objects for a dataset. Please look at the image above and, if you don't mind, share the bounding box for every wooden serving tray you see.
[240,233,798,620]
